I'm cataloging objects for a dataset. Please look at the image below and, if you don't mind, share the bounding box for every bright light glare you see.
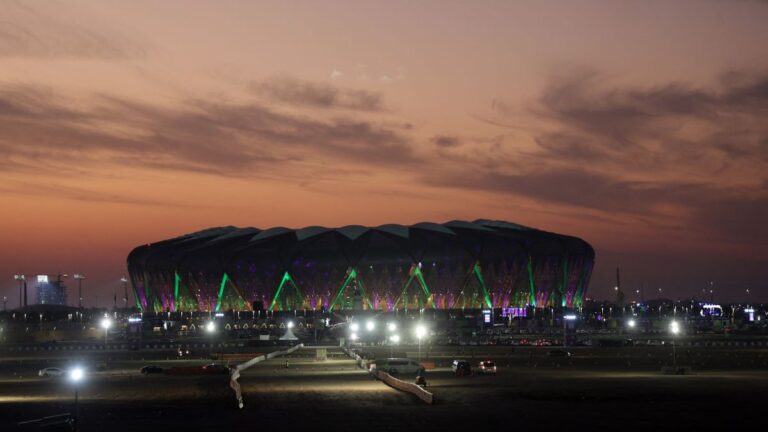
[101,318,112,329]
[390,334,400,343]
[387,322,397,332]
[669,320,680,335]
[287,321,294,329]
[350,332,358,341]
[349,323,359,332]
[563,314,577,321]
[70,367,84,382]
[627,319,636,328]
[206,321,216,333]
[366,321,375,332]
[415,324,427,339]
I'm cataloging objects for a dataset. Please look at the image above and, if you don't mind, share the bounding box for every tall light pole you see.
[669,320,680,367]
[415,324,427,360]
[387,322,398,357]
[14,275,25,308]
[74,274,86,309]
[70,367,84,431]
[120,277,129,310]
[389,334,400,357]
[563,314,576,347]
[101,317,112,345]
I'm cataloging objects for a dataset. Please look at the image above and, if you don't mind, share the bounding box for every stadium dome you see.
[127,220,594,312]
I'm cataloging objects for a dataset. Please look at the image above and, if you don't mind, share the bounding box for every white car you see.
[38,367,65,377]
[477,361,497,375]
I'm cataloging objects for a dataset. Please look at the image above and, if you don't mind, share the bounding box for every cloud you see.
[250,76,384,111]
[0,180,198,208]
[530,71,768,169]
[431,135,461,148]
[427,71,768,248]
[0,1,145,59]
[0,83,414,179]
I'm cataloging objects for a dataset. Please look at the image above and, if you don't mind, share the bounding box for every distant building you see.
[36,274,68,306]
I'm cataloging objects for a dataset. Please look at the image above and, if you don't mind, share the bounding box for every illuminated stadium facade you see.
[127,220,594,313]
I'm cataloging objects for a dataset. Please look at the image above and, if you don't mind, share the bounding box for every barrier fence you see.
[342,346,434,404]
[229,343,304,409]
[375,370,434,405]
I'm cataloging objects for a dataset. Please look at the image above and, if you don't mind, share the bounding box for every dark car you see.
[452,360,472,376]
[548,349,572,357]
[202,363,230,375]
[140,365,164,374]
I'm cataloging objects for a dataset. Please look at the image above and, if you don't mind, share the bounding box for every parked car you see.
[38,367,65,377]
[548,349,573,357]
[140,365,164,374]
[451,359,467,372]
[202,363,230,375]
[453,360,472,376]
[477,361,497,375]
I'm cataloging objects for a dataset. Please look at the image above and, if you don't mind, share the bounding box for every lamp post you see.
[389,334,400,357]
[563,314,576,347]
[669,320,680,367]
[14,275,25,308]
[415,324,427,360]
[74,274,86,309]
[101,317,112,345]
[387,322,397,357]
[70,367,84,431]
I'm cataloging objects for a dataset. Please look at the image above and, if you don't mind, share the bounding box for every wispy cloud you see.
[0,1,145,59]
[0,83,414,178]
[249,76,384,111]
[0,180,198,208]
[431,135,461,148]
[427,71,768,247]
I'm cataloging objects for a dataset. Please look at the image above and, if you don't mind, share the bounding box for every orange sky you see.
[1,0,767,305]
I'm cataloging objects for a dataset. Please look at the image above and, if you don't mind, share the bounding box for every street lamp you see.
[387,322,397,332]
[389,334,400,357]
[627,318,636,329]
[366,320,375,332]
[74,274,86,309]
[669,320,680,367]
[415,324,427,360]
[206,321,216,333]
[70,367,84,430]
[563,314,577,347]
[349,322,359,332]
[101,317,112,345]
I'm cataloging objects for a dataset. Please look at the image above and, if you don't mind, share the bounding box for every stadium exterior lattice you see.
[127,220,594,313]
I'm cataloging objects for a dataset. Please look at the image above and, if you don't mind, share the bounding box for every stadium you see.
[127,220,594,313]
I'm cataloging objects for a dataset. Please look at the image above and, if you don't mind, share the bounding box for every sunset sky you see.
[1,0,767,306]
